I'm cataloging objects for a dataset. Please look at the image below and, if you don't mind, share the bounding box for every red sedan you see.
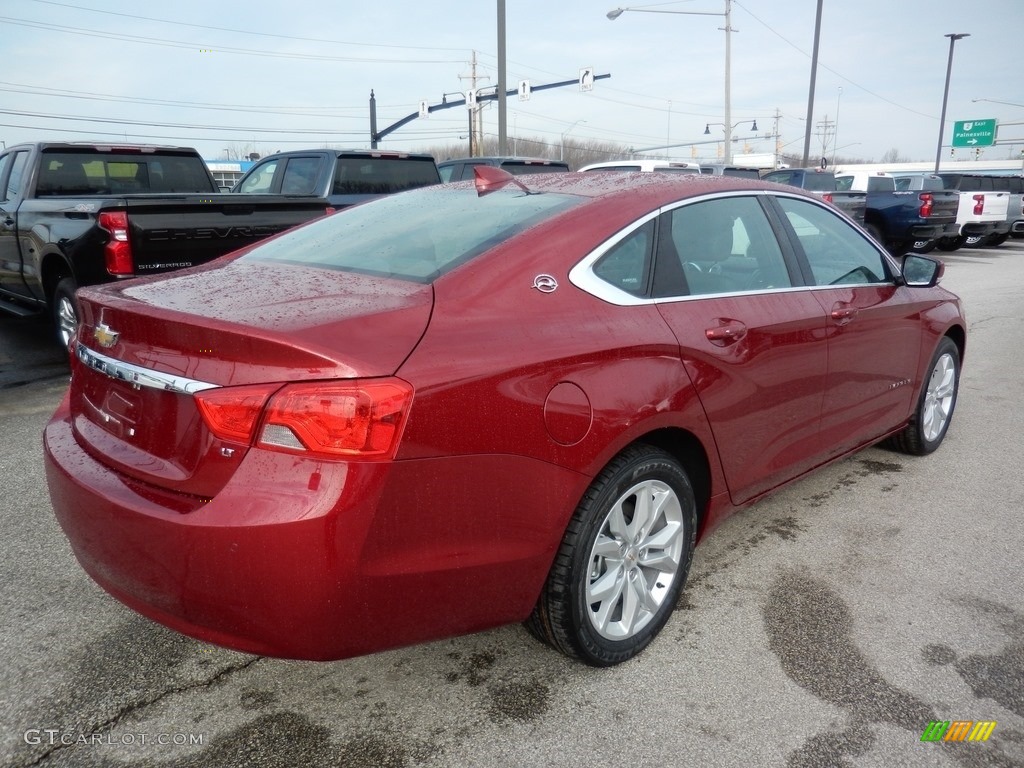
[44,169,965,666]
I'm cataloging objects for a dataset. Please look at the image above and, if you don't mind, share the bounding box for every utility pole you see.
[802,0,823,167]
[772,108,782,167]
[815,115,834,159]
[458,51,487,156]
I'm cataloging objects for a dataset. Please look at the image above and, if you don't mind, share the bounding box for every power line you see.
[0,109,365,135]
[2,17,465,64]
[23,0,470,53]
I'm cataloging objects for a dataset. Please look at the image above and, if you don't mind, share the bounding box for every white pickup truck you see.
[933,173,1011,250]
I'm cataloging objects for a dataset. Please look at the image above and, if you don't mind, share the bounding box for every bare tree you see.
[881,147,907,164]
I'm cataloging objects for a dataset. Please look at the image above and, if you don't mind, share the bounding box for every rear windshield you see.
[801,173,836,192]
[36,151,214,195]
[244,185,582,282]
[721,168,761,179]
[894,175,945,192]
[500,162,569,175]
[332,157,441,195]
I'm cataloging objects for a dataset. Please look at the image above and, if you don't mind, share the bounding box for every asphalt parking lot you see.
[1,243,1022,768]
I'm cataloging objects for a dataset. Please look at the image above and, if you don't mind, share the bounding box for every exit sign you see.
[952,119,997,148]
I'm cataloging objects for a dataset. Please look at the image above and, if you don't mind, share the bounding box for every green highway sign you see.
[952,119,997,148]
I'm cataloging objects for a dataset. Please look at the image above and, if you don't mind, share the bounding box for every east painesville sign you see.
[952,119,997,148]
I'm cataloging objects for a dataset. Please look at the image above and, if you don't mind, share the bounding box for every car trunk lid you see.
[69,259,432,500]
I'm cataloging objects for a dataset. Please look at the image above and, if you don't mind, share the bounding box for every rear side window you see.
[245,186,582,282]
[593,221,653,296]
[281,157,320,194]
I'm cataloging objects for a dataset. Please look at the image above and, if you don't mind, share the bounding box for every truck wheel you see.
[52,277,80,351]
[963,234,985,248]
[936,236,964,252]
[986,233,1009,247]
[910,239,937,254]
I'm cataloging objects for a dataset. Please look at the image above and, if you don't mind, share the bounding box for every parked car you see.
[699,164,762,179]
[835,170,959,254]
[437,156,569,182]
[45,170,965,666]
[0,142,329,348]
[233,149,441,210]
[760,167,867,224]
[578,160,702,174]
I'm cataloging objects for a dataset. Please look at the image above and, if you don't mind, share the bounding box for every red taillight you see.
[195,383,279,443]
[973,194,985,215]
[260,379,413,459]
[98,210,134,276]
[822,193,834,203]
[918,193,934,218]
[195,378,413,459]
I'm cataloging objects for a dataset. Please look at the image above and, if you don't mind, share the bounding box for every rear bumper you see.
[44,399,581,660]
[961,221,1009,237]
[909,222,959,239]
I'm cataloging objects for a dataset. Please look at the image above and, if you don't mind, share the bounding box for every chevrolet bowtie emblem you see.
[93,323,120,348]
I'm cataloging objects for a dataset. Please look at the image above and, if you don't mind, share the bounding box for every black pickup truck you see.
[0,142,329,347]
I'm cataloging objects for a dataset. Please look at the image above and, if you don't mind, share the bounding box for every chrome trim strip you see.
[570,190,896,307]
[76,343,219,394]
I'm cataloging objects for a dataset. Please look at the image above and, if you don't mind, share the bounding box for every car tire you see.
[910,239,937,254]
[936,236,964,252]
[986,233,1009,247]
[526,444,696,666]
[887,337,959,456]
[964,234,986,248]
[52,277,80,352]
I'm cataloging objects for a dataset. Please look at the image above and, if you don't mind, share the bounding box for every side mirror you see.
[900,253,943,288]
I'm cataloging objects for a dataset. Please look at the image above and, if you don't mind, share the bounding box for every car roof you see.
[578,160,702,172]
[452,169,799,206]
[438,156,568,166]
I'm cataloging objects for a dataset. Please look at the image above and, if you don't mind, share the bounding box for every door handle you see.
[830,305,858,325]
[705,321,747,345]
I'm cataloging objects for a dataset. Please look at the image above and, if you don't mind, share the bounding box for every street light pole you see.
[608,1,734,161]
[561,119,586,162]
[935,33,970,173]
[497,0,508,155]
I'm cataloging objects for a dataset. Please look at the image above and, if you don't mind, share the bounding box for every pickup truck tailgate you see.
[124,195,328,274]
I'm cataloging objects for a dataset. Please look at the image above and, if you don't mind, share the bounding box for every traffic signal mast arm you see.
[370,73,611,147]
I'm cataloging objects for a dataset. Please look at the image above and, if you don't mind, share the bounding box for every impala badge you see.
[93,323,120,348]
[532,274,558,293]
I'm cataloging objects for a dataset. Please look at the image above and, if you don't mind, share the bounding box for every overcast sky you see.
[1,0,1021,165]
